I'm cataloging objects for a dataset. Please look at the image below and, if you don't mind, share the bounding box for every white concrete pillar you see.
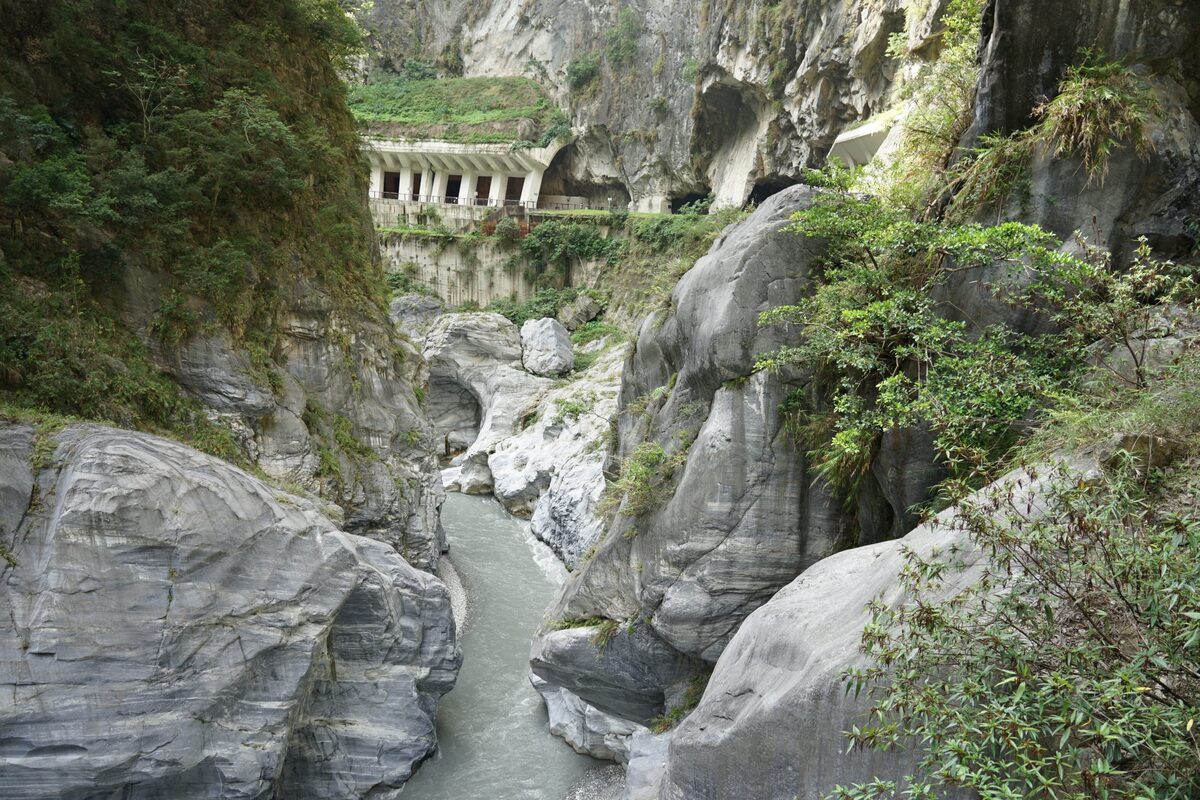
[417,169,431,201]
[519,169,543,207]
[398,165,413,201]
[430,170,449,204]
[368,161,383,199]
[459,172,477,205]
[488,173,507,207]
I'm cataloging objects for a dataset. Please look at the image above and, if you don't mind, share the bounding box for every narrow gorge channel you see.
[402,493,607,799]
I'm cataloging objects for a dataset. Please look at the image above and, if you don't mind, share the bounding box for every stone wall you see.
[380,232,606,308]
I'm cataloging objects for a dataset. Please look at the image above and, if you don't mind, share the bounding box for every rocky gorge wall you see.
[513,1,1200,795]
[358,0,944,210]
[0,423,460,798]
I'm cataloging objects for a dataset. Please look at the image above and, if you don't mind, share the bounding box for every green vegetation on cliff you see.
[0,0,381,456]
[753,33,1200,800]
[348,75,570,145]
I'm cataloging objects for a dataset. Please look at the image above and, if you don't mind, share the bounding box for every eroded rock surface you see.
[658,465,1072,800]
[424,312,553,493]
[491,341,627,565]
[0,424,460,800]
[135,272,447,571]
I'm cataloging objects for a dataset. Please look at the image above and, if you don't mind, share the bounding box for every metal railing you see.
[368,191,622,213]
[368,191,537,209]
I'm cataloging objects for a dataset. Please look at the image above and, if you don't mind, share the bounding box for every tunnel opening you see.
[691,79,769,208]
[427,375,482,458]
[748,176,797,206]
[669,190,712,214]
[538,142,632,210]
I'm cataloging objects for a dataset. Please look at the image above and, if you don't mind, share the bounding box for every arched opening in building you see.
[539,142,632,210]
[748,176,796,206]
[427,376,482,458]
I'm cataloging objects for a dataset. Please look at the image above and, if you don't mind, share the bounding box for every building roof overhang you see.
[363,137,569,175]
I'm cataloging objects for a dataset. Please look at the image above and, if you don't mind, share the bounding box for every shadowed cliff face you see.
[963,0,1200,265]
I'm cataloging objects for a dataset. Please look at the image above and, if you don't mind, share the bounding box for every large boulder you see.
[0,423,460,800]
[521,317,576,377]
[557,293,604,331]
[658,465,1071,800]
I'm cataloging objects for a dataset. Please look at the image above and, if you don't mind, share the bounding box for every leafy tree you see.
[829,456,1200,800]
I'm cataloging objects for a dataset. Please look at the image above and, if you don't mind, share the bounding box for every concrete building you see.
[365,138,569,210]
[827,117,893,169]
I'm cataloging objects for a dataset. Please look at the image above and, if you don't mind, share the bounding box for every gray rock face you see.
[491,342,627,565]
[137,272,447,572]
[965,0,1200,263]
[532,676,647,763]
[359,0,935,209]
[557,293,603,331]
[624,731,672,800]
[0,424,460,800]
[659,465,1072,800]
[521,317,576,376]
[390,293,446,340]
[531,623,702,725]
[423,312,553,492]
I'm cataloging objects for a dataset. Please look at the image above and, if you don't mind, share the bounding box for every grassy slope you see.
[348,75,564,143]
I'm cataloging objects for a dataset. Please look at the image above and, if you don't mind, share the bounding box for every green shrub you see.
[494,216,521,243]
[649,671,711,733]
[567,53,601,90]
[605,8,642,66]
[1034,54,1160,182]
[571,320,621,347]
[610,441,688,521]
[488,287,578,326]
[551,392,597,424]
[514,220,622,282]
[831,459,1200,799]
[756,189,1080,500]
[950,56,1162,214]
[386,267,439,298]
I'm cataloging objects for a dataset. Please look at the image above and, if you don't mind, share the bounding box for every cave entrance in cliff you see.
[669,190,711,214]
[427,375,482,458]
[538,142,632,210]
[748,177,795,206]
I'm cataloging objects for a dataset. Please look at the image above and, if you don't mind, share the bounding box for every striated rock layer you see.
[0,423,460,799]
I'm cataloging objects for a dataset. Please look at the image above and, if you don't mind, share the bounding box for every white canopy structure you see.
[827,117,893,169]
[365,138,568,208]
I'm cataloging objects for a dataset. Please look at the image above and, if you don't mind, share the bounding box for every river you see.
[401,492,610,799]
